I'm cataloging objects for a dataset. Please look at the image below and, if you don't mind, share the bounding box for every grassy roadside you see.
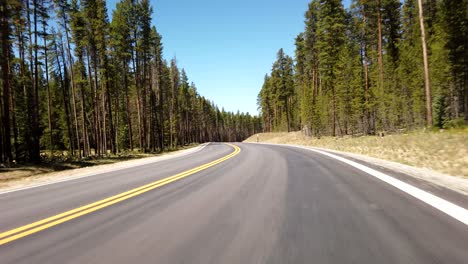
[244,129,468,178]
[0,144,199,183]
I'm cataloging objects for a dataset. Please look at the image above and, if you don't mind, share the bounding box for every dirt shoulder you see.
[0,144,205,192]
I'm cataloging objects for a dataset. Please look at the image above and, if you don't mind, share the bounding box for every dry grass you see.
[245,129,468,178]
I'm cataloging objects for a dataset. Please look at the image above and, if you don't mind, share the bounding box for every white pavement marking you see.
[253,143,468,226]
[0,143,209,195]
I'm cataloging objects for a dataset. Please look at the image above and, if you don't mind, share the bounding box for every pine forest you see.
[258,0,467,137]
[0,0,262,164]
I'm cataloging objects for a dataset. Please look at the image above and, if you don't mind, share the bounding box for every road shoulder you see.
[247,142,468,209]
[0,144,208,194]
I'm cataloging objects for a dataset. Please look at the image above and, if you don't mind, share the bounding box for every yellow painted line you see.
[0,143,241,246]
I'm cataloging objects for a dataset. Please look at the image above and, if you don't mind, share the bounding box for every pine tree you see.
[316,0,346,136]
[439,0,468,123]
[169,58,179,148]
[110,0,134,150]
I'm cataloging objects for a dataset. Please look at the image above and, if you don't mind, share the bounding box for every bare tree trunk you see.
[78,57,89,157]
[169,75,175,148]
[63,16,81,158]
[105,73,116,155]
[55,36,74,154]
[285,96,290,132]
[169,107,173,148]
[114,92,120,153]
[363,46,370,135]
[10,76,19,160]
[16,29,28,159]
[43,20,53,156]
[157,66,164,151]
[417,0,433,126]
[80,82,89,156]
[31,0,41,162]
[332,82,336,137]
[92,52,102,155]
[123,63,133,150]
[142,61,148,151]
[135,86,143,150]
[132,49,143,151]
[0,95,3,163]
[85,50,97,154]
[101,82,107,155]
[361,11,371,135]
[464,74,468,123]
[0,2,12,162]
[377,0,384,84]
[25,0,35,160]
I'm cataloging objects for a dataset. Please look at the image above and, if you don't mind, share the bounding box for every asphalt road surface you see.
[1,143,467,263]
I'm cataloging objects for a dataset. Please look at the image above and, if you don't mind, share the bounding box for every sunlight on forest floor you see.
[245,128,468,178]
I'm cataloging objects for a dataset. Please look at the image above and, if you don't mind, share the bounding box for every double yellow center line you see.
[0,143,241,246]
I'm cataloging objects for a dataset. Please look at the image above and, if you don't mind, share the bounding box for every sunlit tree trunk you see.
[417,0,433,126]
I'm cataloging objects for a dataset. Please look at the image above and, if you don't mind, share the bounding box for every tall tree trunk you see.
[63,15,81,158]
[16,28,28,159]
[55,37,74,154]
[132,45,143,151]
[101,81,107,155]
[31,0,41,162]
[43,20,53,156]
[377,0,384,85]
[78,58,89,157]
[141,60,147,151]
[0,95,3,163]
[85,50,99,155]
[464,74,468,123]
[80,83,89,156]
[123,63,133,150]
[332,81,336,137]
[285,98,290,132]
[0,1,12,162]
[25,0,34,159]
[10,77,19,160]
[417,0,433,127]
[85,50,96,153]
[92,52,102,155]
[157,69,164,151]
[360,10,371,135]
[362,45,370,135]
[105,72,116,154]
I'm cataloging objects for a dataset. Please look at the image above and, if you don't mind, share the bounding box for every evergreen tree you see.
[258,0,466,136]
[0,0,258,165]
[316,0,346,136]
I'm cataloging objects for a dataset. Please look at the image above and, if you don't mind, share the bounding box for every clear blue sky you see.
[106,0,352,115]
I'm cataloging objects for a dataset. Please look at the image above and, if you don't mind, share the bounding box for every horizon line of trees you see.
[258,0,467,136]
[0,0,261,164]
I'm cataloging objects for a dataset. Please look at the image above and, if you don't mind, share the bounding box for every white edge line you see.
[249,142,468,226]
[0,143,210,195]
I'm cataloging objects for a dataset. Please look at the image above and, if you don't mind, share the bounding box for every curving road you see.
[0,143,467,263]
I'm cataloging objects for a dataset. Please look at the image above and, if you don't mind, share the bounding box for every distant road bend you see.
[0,143,467,263]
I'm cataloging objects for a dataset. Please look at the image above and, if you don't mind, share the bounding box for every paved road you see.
[0,143,467,263]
